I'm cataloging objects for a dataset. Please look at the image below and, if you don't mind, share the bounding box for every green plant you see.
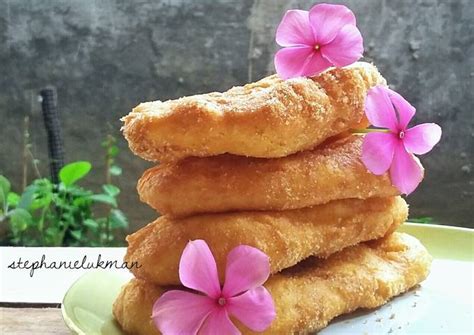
[0,138,128,247]
[103,133,122,184]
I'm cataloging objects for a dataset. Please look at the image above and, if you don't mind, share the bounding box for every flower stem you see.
[350,128,391,134]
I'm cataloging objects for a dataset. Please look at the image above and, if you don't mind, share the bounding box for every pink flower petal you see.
[179,240,221,298]
[361,132,398,175]
[274,46,314,79]
[222,245,270,297]
[388,90,416,130]
[308,3,356,45]
[320,24,363,67]
[276,10,314,47]
[389,143,424,195]
[152,290,216,335]
[198,308,240,335]
[227,286,276,332]
[403,123,442,155]
[365,85,399,132]
[302,51,333,77]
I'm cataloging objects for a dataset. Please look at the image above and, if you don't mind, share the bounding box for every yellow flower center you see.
[314,44,320,51]
[218,297,226,306]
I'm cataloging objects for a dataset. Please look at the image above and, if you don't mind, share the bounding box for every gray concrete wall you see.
[0,0,472,229]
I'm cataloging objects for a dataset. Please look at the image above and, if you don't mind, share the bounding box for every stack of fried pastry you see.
[114,62,432,335]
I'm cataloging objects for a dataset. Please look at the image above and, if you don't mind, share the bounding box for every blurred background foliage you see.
[0,136,128,246]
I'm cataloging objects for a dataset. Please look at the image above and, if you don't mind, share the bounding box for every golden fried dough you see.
[113,279,165,335]
[122,62,385,162]
[138,135,400,217]
[125,196,407,286]
[114,233,432,335]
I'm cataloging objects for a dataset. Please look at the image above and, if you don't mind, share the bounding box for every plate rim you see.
[61,270,127,335]
[404,222,473,233]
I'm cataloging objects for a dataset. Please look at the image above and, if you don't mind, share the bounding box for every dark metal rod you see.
[40,88,64,184]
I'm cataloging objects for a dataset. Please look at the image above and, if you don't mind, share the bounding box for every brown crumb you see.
[375,317,382,322]
[389,313,396,320]
[412,302,417,307]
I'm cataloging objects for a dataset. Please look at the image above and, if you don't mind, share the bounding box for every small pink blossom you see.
[152,240,276,335]
[361,85,442,195]
[274,3,363,79]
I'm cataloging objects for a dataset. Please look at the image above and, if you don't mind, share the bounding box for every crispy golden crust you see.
[113,279,165,335]
[138,135,401,217]
[122,62,385,162]
[125,196,407,286]
[114,233,432,335]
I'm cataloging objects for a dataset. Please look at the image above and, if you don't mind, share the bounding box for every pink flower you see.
[274,3,363,79]
[361,85,442,195]
[152,240,276,335]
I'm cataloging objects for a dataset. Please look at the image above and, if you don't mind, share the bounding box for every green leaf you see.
[0,175,11,196]
[72,196,92,207]
[8,208,32,232]
[66,185,92,198]
[18,184,37,209]
[103,184,120,197]
[31,193,53,210]
[70,230,82,241]
[0,175,11,207]
[59,161,92,186]
[7,192,20,207]
[109,165,122,176]
[109,209,128,229]
[108,145,119,157]
[28,179,53,210]
[89,194,117,207]
[83,219,99,229]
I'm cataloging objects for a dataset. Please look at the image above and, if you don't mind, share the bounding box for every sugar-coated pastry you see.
[113,233,432,334]
[125,196,407,286]
[138,135,402,218]
[122,62,385,162]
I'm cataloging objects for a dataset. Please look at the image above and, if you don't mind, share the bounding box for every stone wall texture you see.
[0,0,473,229]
